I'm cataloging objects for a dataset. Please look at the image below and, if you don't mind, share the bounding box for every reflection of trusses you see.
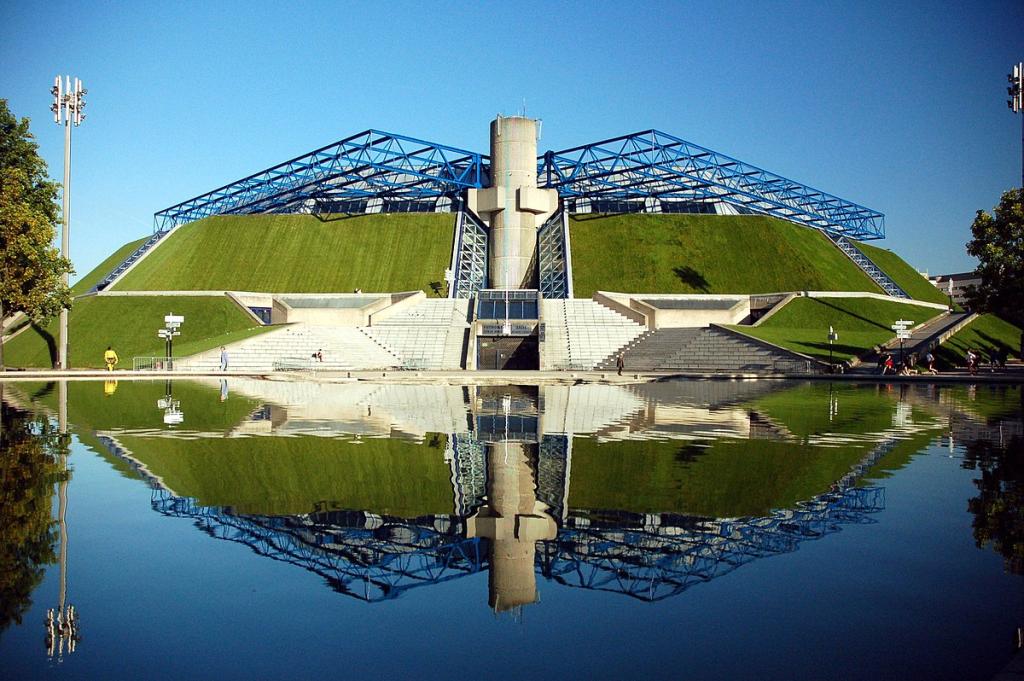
[542,485,884,602]
[539,130,884,239]
[155,130,487,231]
[153,490,483,602]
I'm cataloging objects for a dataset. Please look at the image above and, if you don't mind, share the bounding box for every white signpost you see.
[890,320,914,367]
[160,314,184,369]
[827,325,839,369]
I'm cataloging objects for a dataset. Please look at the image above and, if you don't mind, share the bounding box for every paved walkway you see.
[3,365,1023,385]
[855,311,975,370]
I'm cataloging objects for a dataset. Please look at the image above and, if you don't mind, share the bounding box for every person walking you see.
[966,348,978,376]
[616,351,625,376]
[103,346,119,371]
[925,350,938,375]
[882,353,894,375]
[219,346,229,372]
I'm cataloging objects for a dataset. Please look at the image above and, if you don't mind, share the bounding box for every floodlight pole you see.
[51,76,86,369]
[1009,62,1024,188]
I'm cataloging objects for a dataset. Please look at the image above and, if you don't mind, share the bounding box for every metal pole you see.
[59,81,72,370]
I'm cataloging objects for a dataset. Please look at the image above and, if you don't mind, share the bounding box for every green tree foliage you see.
[0,395,69,636]
[966,188,1024,326]
[0,99,73,369]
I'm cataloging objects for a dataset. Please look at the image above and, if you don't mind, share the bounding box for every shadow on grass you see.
[311,212,377,224]
[799,341,867,357]
[31,322,57,368]
[572,213,640,222]
[672,266,709,292]
[812,298,895,332]
[975,330,1013,355]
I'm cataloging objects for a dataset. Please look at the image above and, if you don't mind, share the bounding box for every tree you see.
[0,99,73,369]
[965,188,1024,327]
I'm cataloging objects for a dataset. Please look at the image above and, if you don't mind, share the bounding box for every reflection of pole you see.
[58,475,68,611]
[58,379,67,607]
[47,380,79,659]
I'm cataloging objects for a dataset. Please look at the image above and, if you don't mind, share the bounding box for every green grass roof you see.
[851,240,949,304]
[114,213,455,293]
[569,214,884,298]
[72,236,148,295]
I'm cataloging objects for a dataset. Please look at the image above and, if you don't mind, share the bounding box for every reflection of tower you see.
[466,388,556,612]
[47,382,80,659]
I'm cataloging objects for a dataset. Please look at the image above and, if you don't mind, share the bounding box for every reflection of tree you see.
[0,399,69,636]
[962,434,1024,574]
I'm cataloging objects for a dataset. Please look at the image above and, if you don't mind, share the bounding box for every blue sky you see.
[2,0,1021,282]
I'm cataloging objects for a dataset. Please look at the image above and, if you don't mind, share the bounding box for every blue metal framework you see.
[152,126,884,243]
[449,209,489,299]
[154,130,487,231]
[537,205,573,298]
[539,130,885,240]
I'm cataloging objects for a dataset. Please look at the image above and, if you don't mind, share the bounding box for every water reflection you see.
[3,378,1022,614]
[0,393,72,648]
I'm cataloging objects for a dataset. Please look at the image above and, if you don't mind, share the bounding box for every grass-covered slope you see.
[3,296,266,368]
[71,237,148,295]
[569,214,884,298]
[114,213,455,293]
[851,240,948,304]
[936,313,1022,367]
[735,296,943,362]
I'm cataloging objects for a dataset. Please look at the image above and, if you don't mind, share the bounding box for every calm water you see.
[0,378,1021,680]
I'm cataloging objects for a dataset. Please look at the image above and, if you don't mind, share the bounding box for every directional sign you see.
[897,332,911,340]
[895,320,914,326]
[165,314,184,324]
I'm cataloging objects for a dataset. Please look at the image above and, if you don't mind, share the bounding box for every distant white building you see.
[930,271,981,307]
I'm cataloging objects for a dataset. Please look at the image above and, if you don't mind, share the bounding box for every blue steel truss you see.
[152,127,884,242]
[537,205,573,299]
[539,130,885,240]
[153,130,487,231]
[449,209,489,299]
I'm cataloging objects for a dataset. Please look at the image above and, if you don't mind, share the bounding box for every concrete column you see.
[490,118,537,289]
[466,116,558,290]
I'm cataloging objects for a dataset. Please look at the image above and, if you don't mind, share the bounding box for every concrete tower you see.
[468,116,559,289]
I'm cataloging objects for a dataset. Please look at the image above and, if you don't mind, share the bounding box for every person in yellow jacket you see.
[103,346,119,371]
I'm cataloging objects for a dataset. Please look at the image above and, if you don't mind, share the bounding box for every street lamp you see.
[1009,62,1023,188]
[50,75,86,369]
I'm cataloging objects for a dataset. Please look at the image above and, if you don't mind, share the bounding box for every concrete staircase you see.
[362,298,470,369]
[595,326,820,373]
[542,299,647,370]
[184,324,401,371]
[827,233,909,299]
[91,230,173,292]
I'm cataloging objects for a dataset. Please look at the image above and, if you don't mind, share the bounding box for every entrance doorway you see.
[477,336,538,370]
